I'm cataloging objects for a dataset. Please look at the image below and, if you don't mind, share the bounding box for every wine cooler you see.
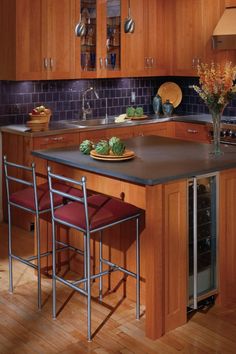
[188,173,218,309]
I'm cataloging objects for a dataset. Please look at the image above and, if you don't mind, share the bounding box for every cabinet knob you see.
[150,57,154,67]
[99,57,103,69]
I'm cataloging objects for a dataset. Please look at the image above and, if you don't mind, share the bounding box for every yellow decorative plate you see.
[90,149,135,161]
[157,82,182,108]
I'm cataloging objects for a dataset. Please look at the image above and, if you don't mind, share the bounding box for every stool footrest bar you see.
[101,258,137,278]
[11,254,38,270]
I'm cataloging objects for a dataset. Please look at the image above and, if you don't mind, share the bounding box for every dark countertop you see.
[0,114,213,137]
[32,135,236,186]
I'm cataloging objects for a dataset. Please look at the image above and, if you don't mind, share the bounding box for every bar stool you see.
[3,156,84,310]
[48,167,143,341]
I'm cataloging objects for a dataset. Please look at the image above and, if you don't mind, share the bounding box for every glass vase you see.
[210,109,223,157]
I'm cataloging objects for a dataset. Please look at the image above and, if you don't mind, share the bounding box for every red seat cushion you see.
[9,183,83,212]
[54,194,142,231]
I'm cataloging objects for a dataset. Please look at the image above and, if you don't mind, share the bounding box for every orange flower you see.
[193,61,236,113]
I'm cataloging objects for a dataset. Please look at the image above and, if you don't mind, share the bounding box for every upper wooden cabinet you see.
[171,0,236,76]
[0,0,76,80]
[171,0,204,76]
[122,0,169,77]
[75,0,124,79]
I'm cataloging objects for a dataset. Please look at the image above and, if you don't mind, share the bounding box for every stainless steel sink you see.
[68,118,115,127]
[76,118,109,126]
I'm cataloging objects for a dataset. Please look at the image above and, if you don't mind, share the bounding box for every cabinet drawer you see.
[33,133,79,149]
[174,122,210,143]
[79,130,107,143]
[134,122,172,137]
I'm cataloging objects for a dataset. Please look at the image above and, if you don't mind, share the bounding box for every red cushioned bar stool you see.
[48,167,143,341]
[3,156,84,310]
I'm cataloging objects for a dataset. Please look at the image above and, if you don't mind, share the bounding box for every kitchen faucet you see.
[81,87,99,120]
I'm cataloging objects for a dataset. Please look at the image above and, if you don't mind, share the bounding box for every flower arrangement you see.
[193,61,236,113]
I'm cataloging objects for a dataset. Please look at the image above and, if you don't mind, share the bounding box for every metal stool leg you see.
[86,232,92,341]
[84,234,87,292]
[136,217,140,320]
[99,231,103,302]
[8,203,13,294]
[35,213,42,310]
[52,219,57,319]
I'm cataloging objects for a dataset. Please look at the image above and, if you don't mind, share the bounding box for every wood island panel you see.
[219,169,236,305]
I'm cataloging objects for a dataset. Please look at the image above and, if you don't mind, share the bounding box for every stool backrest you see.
[47,167,90,231]
[3,156,39,213]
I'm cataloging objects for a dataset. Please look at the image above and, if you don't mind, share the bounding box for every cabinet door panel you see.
[144,0,170,76]
[172,0,203,76]
[122,0,146,77]
[47,0,75,79]
[16,0,46,80]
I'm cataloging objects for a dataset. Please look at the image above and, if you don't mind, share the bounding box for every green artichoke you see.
[109,136,121,148]
[111,140,126,156]
[135,107,144,117]
[80,139,94,155]
[95,140,110,155]
[126,106,135,117]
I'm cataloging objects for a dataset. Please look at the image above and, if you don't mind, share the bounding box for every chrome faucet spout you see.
[81,87,99,120]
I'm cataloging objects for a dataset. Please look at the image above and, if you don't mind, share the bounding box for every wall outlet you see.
[131,91,136,103]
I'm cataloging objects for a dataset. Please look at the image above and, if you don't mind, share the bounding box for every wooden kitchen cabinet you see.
[171,0,204,76]
[174,122,211,143]
[76,0,124,79]
[171,0,236,76]
[0,0,77,80]
[122,0,169,77]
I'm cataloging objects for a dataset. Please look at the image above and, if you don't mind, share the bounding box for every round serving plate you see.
[90,149,135,161]
[157,82,182,108]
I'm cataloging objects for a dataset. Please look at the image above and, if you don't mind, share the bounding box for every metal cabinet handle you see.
[51,137,64,142]
[104,57,108,68]
[44,58,48,69]
[187,129,198,134]
[49,58,53,69]
[99,57,103,69]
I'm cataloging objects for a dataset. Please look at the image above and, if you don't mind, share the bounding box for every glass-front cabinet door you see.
[80,0,97,76]
[105,0,121,73]
[78,0,121,78]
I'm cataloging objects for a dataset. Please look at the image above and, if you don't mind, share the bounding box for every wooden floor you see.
[0,222,236,354]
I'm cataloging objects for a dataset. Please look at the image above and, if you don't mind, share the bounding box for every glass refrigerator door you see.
[188,173,218,309]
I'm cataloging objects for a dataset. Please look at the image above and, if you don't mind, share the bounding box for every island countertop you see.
[32,135,236,185]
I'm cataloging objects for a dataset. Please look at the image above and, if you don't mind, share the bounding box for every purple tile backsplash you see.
[0,77,236,126]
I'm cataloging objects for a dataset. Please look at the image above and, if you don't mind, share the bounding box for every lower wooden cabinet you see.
[2,131,80,229]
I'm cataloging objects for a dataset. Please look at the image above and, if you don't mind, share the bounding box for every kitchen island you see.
[32,135,236,340]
